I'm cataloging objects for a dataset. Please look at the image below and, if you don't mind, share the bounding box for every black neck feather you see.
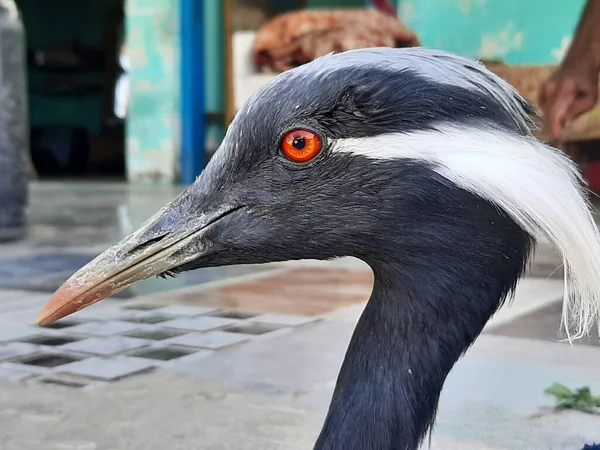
[314,185,533,450]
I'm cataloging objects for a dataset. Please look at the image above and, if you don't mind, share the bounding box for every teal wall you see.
[203,1,225,157]
[125,0,180,184]
[398,0,586,64]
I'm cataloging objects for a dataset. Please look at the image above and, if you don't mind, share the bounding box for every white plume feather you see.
[335,125,600,340]
[316,47,600,340]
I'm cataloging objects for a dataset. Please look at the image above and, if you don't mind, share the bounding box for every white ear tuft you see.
[335,124,600,341]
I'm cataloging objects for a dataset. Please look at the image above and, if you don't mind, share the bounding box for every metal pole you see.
[180,0,205,185]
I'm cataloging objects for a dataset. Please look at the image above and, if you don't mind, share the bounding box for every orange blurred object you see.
[484,62,600,143]
[253,9,419,72]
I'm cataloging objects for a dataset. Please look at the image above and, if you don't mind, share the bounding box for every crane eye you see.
[280,129,323,163]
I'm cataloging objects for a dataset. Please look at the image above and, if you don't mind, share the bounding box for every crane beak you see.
[35,202,238,326]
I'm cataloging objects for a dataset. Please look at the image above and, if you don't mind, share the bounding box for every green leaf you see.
[544,383,600,415]
[545,383,574,400]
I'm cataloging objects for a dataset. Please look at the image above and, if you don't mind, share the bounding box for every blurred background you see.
[9,0,599,186]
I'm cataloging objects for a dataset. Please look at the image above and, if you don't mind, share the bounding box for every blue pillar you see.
[180,0,206,184]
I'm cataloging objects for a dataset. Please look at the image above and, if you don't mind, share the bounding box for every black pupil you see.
[292,136,306,150]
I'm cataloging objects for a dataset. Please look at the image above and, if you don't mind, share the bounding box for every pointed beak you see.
[35,202,241,326]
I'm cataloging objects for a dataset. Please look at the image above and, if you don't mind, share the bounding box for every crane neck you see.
[313,240,530,450]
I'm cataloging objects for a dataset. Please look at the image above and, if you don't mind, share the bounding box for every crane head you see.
[36,48,600,341]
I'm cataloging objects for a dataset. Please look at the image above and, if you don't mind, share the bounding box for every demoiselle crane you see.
[36,47,600,450]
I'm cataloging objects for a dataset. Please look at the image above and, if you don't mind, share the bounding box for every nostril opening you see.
[130,232,170,254]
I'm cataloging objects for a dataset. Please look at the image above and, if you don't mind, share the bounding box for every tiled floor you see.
[0,300,319,387]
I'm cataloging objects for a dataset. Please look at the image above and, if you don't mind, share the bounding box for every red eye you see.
[281,129,323,163]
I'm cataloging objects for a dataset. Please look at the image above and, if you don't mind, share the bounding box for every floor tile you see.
[17,352,83,369]
[167,267,374,316]
[159,349,214,366]
[121,311,178,324]
[165,331,250,350]
[58,356,154,381]
[225,322,282,336]
[121,351,213,368]
[23,335,82,347]
[37,373,106,390]
[69,305,129,322]
[160,316,239,332]
[0,342,39,361]
[128,346,197,361]
[0,326,44,343]
[121,302,163,311]
[0,361,53,375]
[123,328,186,341]
[250,313,317,327]
[60,336,150,356]
[65,321,142,336]
[0,362,39,381]
[152,305,217,317]
[206,309,260,320]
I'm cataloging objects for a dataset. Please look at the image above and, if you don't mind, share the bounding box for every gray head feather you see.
[244,47,538,137]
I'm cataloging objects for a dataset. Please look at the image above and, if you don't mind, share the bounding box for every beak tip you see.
[35,302,60,326]
[35,286,76,326]
[34,277,110,326]
[35,311,52,326]
[32,230,177,326]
